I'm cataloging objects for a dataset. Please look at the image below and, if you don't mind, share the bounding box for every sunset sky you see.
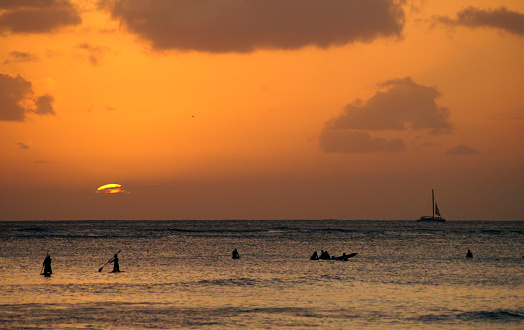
[1,0,523,220]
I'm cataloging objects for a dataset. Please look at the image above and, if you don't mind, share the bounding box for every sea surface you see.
[0,220,523,329]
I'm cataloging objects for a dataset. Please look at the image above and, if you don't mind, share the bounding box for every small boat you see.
[417,189,446,222]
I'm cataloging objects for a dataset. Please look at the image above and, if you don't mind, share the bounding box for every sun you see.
[95,183,130,194]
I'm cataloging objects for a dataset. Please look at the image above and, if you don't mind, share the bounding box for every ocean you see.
[0,220,523,329]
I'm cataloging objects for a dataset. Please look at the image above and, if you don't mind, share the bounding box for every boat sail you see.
[418,189,446,222]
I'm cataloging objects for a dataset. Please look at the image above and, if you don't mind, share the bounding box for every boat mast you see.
[432,189,435,218]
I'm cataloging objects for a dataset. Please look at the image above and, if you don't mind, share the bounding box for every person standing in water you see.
[42,253,52,275]
[466,249,473,258]
[232,248,240,259]
[109,253,120,272]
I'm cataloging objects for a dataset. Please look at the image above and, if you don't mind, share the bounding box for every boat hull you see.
[417,216,446,222]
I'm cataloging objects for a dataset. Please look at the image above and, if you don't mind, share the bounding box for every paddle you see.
[98,250,121,272]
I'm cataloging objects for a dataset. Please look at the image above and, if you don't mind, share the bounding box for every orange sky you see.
[1,0,523,220]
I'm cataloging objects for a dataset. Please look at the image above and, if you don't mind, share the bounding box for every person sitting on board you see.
[310,251,319,260]
[109,254,120,272]
[466,249,473,258]
[232,248,240,259]
[42,253,52,275]
[320,250,331,260]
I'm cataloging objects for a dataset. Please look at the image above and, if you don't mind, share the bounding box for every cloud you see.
[0,0,81,34]
[3,51,38,64]
[435,6,524,36]
[320,77,453,154]
[34,94,56,115]
[0,73,56,121]
[446,144,479,155]
[76,43,108,65]
[17,142,30,149]
[319,129,405,153]
[99,0,405,53]
[325,77,453,135]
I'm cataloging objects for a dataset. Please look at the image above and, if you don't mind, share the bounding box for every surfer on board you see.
[466,249,473,258]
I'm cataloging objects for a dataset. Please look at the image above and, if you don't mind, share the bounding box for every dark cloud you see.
[326,77,453,134]
[34,94,55,115]
[99,0,405,53]
[17,142,30,149]
[0,73,56,121]
[446,144,479,155]
[76,43,107,65]
[436,6,524,36]
[319,129,405,153]
[4,51,38,64]
[0,73,32,121]
[0,0,81,34]
[320,77,453,154]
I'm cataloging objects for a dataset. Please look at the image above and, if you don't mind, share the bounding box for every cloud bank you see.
[99,0,405,53]
[446,144,479,155]
[320,130,405,153]
[436,6,524,36]
[3,51,38,64]
[0,73,56,121]
[320,77,452,153]
[0,0,81,34]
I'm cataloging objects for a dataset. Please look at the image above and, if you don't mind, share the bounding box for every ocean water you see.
[0,220,523,329]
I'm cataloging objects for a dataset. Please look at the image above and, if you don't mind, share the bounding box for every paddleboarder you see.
[99,250,121,272]
[42,253,52,275]
[109,253,120,272]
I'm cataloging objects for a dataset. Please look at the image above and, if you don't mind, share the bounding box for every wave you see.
[191,277,262,287]
[414,309,524,324]
[167,228,269,234]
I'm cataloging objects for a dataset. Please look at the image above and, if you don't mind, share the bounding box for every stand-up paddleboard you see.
[40,272,52,277]
[334,252,358,261]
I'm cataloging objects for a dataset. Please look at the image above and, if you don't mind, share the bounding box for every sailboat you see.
[418,189,446,222]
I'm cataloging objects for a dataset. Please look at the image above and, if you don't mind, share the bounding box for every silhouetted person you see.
[466,249,473,258]
[320,250,331,260]
[109,254,120,272]
[310,251,319,260]
[42,253,52,275]
[232,248,240,259]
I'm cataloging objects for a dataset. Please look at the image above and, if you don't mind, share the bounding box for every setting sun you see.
[96,184,128,194]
